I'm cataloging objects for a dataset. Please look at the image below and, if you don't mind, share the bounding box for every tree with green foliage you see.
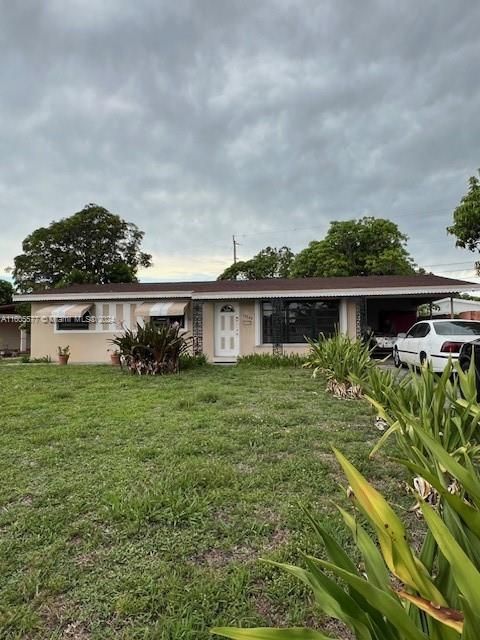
[13,203,152,292]
[290,217,416,277]
[218,246,294,280]
[447,170,480,272]
[0,279,13,304]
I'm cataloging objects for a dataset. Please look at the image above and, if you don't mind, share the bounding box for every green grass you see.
[236,353,308,367]
[0,364,412,639]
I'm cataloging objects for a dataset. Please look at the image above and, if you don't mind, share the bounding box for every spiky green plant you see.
[110,323,191,375]
[358,358,480,604]
[362,359,480,465]
[304,333,375,398]
[212,444,480,639]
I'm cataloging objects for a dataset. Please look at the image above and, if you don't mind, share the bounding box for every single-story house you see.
[13,274,480,364]
[0,303,27,355]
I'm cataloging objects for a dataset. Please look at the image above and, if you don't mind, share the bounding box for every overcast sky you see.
[1,0,480,284]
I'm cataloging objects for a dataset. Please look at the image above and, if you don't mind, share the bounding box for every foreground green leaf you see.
[309,557,429,640]
[420,501,480,614]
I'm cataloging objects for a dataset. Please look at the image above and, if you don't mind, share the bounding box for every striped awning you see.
[135,301,188,317]
[35,303,93,319]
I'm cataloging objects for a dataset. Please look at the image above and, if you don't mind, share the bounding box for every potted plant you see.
[109,349,121,366]
[57,345,70,365]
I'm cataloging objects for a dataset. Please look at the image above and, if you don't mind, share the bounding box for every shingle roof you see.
[13,274,480,301]
[193,274,479,292]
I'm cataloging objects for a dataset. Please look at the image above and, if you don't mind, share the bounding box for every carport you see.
[358,292,463,352]
[362,295,455,334]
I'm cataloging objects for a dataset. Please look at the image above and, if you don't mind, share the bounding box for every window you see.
[416,323,431,338]
[56,312,91,331]
[406,323,430,338]
[151,315,185,329]
[434,321,480,336]
[261,300,339,344]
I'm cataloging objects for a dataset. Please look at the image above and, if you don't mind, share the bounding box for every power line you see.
[235,207,456,239]
[420,260,475,268]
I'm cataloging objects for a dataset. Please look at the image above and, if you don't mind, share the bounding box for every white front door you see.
[215,303,239,359]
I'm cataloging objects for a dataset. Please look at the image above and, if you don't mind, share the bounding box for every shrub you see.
[237,353,308,368]
[304,333,375,398]
[20,355,51,364]
[362,359,480,465]
[179,353,208,370]
[360,358,480,578]
[110,323,191,375]
[213,446,480,639]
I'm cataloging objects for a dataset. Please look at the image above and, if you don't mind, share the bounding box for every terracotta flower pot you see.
[110,353,121,366]
[58,355,69,366]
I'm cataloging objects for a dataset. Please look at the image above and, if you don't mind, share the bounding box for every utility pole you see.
[232,234,239,264]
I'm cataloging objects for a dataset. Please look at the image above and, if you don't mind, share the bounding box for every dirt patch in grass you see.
[195,544,258,568]
[253,506,282,526]
[253,592,290,627]
[262,528,290,551]
[73,552,98,568]
[40,596,91,639]
[193,529,290,567]
[235,462,255,474]
[321,617,355,639]
[61,621,91,639]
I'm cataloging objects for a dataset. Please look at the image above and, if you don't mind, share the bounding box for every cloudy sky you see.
[1,0,480,284]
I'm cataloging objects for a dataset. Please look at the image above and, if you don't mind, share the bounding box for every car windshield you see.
[433,321,480,336]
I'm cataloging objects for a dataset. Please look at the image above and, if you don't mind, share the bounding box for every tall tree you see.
[13,203,152,292]
[447,170,480,272]
[290,217,416,277]
[0,279,13,305]
[218,246,294,280]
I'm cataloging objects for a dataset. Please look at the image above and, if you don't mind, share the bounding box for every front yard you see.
[0,364,407,639]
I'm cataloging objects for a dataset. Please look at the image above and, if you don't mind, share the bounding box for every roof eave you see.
[13,283,480,303]
[13,291,194,302]
[192,284,480,300]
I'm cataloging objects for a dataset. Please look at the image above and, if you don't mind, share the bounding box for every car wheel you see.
[459,345,471,372]
[393,348,401,368]
[459,340,480,401]
[420,351,427,366]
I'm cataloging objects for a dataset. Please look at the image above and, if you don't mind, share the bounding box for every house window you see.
[261,300,339,343]
[151,315,185,329]
[56,312,91,331]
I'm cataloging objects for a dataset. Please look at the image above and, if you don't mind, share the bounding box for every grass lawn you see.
[0,363,410,639]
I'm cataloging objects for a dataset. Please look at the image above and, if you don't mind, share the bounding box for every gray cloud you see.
[1,0,480,281]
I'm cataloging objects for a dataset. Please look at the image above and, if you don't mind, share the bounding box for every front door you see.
[215,303,239,359]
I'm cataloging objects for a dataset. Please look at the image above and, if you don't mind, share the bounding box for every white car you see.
[393,319,480,372]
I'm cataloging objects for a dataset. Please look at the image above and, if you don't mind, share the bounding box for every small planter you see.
[110,353,121,366]
[57,345,70,365]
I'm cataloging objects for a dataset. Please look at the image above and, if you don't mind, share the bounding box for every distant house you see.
[13,274,480,364]
[431,297,480,319]
[0,304,22,354]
